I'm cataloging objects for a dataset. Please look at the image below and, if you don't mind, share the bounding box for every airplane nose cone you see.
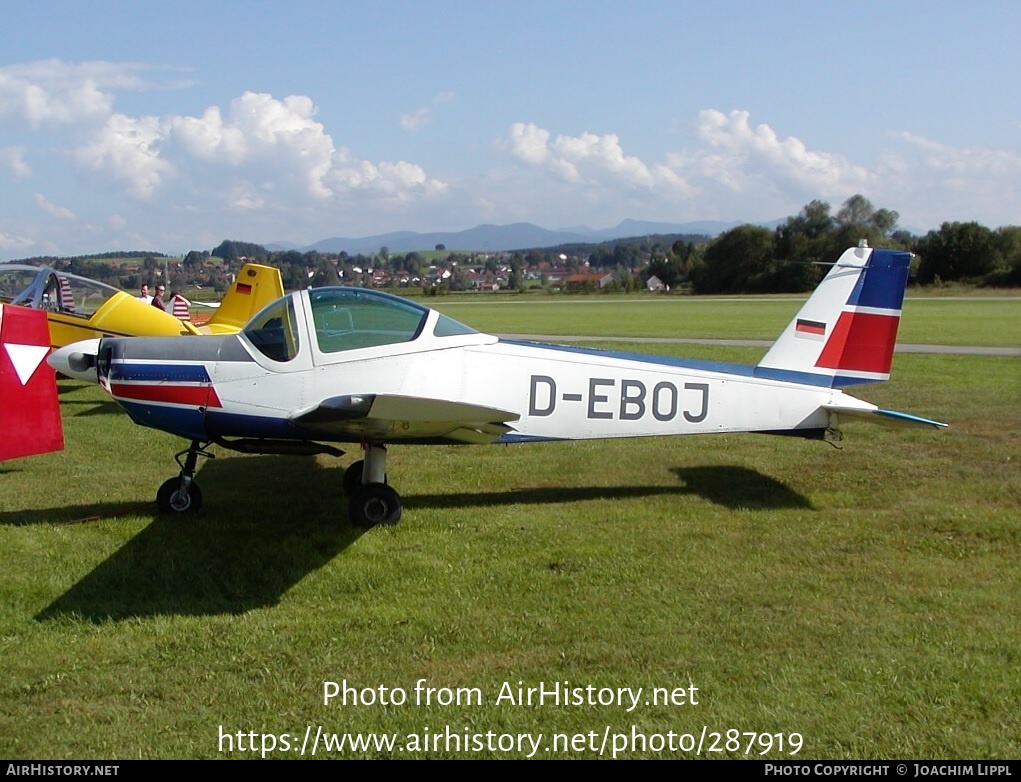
[48,338,102,382]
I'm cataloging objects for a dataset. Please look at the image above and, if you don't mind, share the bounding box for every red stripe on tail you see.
[815,312,900,374]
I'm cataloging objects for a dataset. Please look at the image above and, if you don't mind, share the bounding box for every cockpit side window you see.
[310,288,428,353]
[242,296,300,362]
[433,313,477,337]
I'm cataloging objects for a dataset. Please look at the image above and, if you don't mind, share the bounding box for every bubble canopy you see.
[242,287,477,362]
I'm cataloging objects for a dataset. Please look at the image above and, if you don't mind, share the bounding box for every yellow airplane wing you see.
[46,291,200,347]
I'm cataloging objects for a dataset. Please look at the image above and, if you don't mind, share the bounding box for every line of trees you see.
[16,198,1021,296]
[676,195,1021,294]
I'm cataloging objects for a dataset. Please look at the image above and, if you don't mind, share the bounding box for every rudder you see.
[756,244,910,388]
[204,263,285,334]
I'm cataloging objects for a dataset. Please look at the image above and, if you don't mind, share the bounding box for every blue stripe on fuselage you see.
[205,410,307,440]
[109,362,212,383]
[116,400,208,440]
[116,402,313,442]
[497,339,845,388]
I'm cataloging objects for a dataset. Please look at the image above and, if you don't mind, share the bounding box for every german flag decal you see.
[795,318,826,338]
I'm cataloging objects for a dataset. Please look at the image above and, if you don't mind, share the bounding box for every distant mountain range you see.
[266,218,771,255]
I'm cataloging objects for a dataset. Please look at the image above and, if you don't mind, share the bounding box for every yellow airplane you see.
[0,262,283,348]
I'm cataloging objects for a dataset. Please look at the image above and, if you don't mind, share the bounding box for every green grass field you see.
[429,294,1021,347]
[0,299,1018,759]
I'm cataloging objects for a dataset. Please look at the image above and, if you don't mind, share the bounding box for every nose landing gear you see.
[155,440,213,514]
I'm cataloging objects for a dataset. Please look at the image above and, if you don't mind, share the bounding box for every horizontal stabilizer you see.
[823,404,948,430]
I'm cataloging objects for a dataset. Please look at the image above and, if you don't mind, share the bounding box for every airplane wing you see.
[290,394,520,444]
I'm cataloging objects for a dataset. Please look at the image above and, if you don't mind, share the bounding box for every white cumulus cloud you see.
[329,151,446,201]
[506,122,685,192]
[0,231,34,251]
[0,60,160,128]
[2,59,448,232]
[168,105,248,164]
[1,147,31,178]
[34,193,76,220]
[875,131,1021,226]
[167,91,337,200]
[62,89,447,207]
[74,113,172,200]
[399,91,454,131]
[686,109,871,195]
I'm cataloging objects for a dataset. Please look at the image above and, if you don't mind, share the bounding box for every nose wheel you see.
[157,477,203,513]
[156,440,212,515]
[346,443,402,528]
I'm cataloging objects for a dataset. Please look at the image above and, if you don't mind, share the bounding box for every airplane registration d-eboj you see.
[50,242,946,527]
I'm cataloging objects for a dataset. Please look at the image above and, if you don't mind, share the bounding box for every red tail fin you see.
[0,304,63,461]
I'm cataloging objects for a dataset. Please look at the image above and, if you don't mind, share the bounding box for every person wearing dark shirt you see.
[151,284,167,311]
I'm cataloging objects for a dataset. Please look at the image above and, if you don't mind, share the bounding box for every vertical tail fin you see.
[756,244,910,388]
[203,263,285,334]
[0,304,63,461]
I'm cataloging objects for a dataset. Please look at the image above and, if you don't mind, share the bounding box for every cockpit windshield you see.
[0,265,119,317]
[309,288,431,353]
[242,295,301,362]
[242,287,479,362]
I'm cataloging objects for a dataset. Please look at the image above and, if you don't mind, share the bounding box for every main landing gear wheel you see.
[349,483,402,528]
[157,477,203,513]
[342,460,387,496]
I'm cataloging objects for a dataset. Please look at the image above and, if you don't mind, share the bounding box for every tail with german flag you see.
[202,263,285,334]
[756,242,909,389]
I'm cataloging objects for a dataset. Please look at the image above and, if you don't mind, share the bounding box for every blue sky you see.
[2,0,1020,259]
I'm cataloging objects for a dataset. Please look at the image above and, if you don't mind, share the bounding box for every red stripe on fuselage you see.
[110,382,222,408]
[815,311,900,374]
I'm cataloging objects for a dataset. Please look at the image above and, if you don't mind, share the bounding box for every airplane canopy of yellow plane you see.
[0,262,283,348]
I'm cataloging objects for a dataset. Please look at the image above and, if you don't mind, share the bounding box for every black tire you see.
[342,460,364,496]
[349,483,402,528]
[156,477,203,514]
[342,460,387,496]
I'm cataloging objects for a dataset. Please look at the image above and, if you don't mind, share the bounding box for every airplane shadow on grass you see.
[402,465,813,513]
[33,462,809,622]
[55,380,121,416]
[64,399,123,417]
[34,454,363,622]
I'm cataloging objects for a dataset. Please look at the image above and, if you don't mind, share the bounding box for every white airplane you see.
[50,242,946,527]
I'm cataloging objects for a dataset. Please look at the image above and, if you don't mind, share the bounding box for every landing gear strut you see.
[156,440,213,514]
[346,442,402,528]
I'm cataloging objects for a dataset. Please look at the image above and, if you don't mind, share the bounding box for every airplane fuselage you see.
[98,324,866,446]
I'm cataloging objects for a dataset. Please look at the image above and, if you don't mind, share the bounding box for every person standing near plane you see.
[151,284,167,311]
[138,283,153,303]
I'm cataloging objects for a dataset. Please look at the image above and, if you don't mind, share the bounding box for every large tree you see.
[775,199,834,260]
[691,224,775,294]
[916,222,998,283]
